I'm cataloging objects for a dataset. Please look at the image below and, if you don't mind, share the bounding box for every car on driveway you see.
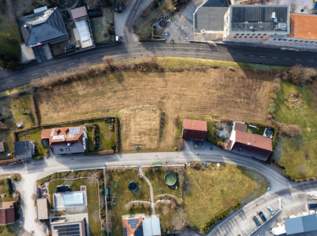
[258,211,267,222]
[253,216,261,227]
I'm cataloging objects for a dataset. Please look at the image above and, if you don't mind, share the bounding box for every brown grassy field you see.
[119,105,161,151]
[36,64,278,151]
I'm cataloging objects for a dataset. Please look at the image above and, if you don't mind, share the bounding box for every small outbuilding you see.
[0,201,16,225]
[14,141,35,161]
[182,119,208,141]
[37,198,49,220]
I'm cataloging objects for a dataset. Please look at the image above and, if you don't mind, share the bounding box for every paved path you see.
[139,167,155,215]
[1,42,317,92]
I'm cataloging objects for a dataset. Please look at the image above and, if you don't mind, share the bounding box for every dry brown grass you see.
[119,105,161,151]
[36,67,277,151]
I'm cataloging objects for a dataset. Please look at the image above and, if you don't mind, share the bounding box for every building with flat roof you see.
[285,214,317,235]
[224,5,290,40]
[37,198,49,220]
[122,214,161,236]
[194,0,230,33]
[70,6,94,49]
[41,126,87,155]
[51,218,87,236]
[54,191,87,212]
[182,119,208,142]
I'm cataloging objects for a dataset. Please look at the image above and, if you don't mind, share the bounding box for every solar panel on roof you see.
[69,127,81,135]
[53,223,81,236]
[128,218,139,229]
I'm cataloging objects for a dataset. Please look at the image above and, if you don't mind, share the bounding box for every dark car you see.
[253,216,261,227]
[258,211,267,222]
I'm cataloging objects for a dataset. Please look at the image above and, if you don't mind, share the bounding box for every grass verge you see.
[275,82,317,180]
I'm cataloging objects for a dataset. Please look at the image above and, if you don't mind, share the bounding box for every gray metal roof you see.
[285,214,317,235]
[20,7,68,47]
[194,0,230,32]
[230,5,289,33]
[14,141,34,160]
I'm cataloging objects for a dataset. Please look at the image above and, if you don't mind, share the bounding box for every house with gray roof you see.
[193,0,230,41]
[19,7,68,62]
[14,141,35,161]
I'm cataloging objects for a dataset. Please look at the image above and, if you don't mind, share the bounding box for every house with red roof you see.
[0,201,16,225]
[182,119,208,141]
[228,122,273,161]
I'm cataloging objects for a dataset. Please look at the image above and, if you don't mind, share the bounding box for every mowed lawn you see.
[183,164,266,233]
[275,82,317,180]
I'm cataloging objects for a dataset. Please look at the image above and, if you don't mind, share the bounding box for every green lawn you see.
[47,176,102,236]
[275,82,317,180]
[183,164,266,233]
[107,165,266,234]
[9,94,36,129]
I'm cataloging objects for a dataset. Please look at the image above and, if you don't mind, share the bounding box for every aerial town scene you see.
[0,0,317,235]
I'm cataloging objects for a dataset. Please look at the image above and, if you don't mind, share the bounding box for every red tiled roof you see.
[183,119,207,132]
[0,203,16,225]
[291,13,317,40]
[235,130,272,152]
[41,126,85,145]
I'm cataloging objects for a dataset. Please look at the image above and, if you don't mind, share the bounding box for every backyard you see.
[41,171,104,236]
[106,164,267,235]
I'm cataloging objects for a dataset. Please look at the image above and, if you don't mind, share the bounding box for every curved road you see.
[1,42,317,92]
[0,143,316,235]
[0,144,295,235]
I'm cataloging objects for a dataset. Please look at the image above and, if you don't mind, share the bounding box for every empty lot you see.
[36,58,278,151]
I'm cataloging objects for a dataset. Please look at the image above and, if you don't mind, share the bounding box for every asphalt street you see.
[0,143,315,235]
[1,42,317,92]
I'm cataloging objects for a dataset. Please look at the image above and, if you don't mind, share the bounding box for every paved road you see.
[1,42,317,92]
[0,144,289,235]
[0,143,315,235]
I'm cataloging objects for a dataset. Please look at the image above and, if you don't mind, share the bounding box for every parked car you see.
[253,216,261,227]
[258,211,267,222]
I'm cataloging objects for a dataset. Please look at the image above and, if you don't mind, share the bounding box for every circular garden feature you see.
[164,172,178,188]
[128,181,139,193]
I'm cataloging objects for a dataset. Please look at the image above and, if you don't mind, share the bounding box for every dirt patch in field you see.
[119,105,161,151]
[36,68,277,151]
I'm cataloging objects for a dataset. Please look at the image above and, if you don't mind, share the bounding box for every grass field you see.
[275,81,317,180]
[36,58,278,151]
[183,164,266,233]
[107,164,266,234]
[47,176,102,236]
